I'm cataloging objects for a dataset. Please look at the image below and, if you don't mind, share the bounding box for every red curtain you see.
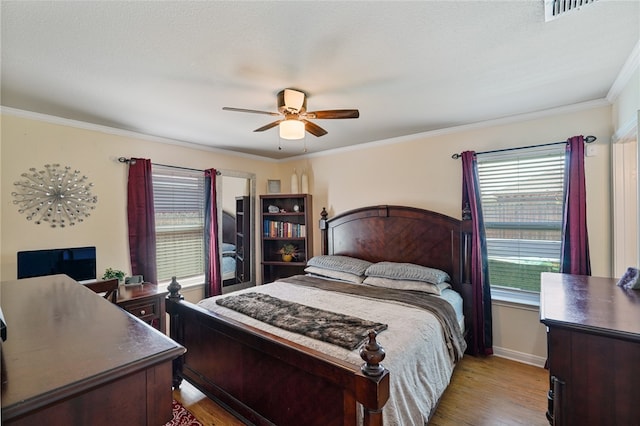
[560,136,591,275]
[204,169,222,297]
[127,158,158,284]
[461,151,493,356]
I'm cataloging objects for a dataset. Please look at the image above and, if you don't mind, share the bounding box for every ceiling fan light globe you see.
[279,119,305,140]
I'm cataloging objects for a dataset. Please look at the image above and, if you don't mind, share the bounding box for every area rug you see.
[165,400,203,426]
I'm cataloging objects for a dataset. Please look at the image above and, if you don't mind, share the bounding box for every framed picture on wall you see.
[267,179,281,194]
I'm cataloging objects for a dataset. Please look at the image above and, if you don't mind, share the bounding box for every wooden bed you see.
[167,205,473,425]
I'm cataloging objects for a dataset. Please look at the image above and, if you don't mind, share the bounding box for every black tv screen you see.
[17,246,97,282]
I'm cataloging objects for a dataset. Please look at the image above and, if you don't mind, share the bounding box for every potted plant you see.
[102,267,126,283]
[277,244,298,262]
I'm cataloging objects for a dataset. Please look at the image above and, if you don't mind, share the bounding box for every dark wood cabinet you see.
[0,274,184,426]
[235,195,251,283]
[260,194,312,283]
[540,272,640,425]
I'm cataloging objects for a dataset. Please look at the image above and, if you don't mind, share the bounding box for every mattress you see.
[439,288,465,333]
[198,277,465,425]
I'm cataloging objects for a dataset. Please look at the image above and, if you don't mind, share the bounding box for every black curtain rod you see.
[450,135,597,159]
[117,157,220,174]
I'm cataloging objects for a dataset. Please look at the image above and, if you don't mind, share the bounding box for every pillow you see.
[306,255,372,276]
[221,242,236,254]
[304,265,366,284]
[363,276,451,295]
[365,261,450,285]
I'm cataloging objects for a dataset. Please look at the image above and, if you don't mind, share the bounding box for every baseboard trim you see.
[493,346,546,368]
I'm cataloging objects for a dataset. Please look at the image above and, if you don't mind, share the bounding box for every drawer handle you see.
[140,310,146,315]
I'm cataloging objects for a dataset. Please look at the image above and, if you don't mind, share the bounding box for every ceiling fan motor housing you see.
[278,89,307,114]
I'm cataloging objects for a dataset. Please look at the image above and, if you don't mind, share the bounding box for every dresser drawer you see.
[121,300,158,321]
[116,284,167,333]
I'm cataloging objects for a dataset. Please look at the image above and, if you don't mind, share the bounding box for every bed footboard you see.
[167,290,389,426]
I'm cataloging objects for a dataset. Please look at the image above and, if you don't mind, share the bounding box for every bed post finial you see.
[320,207,328,228]
[359,330,386,377]
[462,202,471,221]
[167,276,184,300]
[320,207,329,255]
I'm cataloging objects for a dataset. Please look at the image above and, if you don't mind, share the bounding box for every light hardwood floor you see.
[172,355,549,426]
[429,356,549,426]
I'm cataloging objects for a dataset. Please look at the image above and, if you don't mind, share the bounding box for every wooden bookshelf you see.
[260,194,312,283]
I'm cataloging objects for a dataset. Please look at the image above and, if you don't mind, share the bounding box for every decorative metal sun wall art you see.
[12,164,98,228]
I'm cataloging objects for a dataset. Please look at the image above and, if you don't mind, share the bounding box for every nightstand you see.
[116,283,168,333]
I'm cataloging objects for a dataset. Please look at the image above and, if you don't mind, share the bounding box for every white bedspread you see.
[198,279,462,425]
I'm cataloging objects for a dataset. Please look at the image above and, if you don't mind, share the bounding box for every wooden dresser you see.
[0,274,185,426]
[540,272,640,425]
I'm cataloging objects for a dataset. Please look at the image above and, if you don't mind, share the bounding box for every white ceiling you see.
[1,1,639,160]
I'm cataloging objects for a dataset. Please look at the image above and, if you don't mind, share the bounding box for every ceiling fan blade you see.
[223,107,281,117]
[254,120,282,132]
[302,119,328,137]
[305,109,359,119]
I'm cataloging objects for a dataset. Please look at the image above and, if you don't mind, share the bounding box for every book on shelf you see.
[263,220,306,238]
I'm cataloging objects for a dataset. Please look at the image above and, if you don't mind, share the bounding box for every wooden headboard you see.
[320,205,473,339]
[320,205,471,289]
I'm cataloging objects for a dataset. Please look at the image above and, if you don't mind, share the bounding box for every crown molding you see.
[2,99,611,164]
[0,106,276,163]
[607,39,640,102]
[291,99,610,161]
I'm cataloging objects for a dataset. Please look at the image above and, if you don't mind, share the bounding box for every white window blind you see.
[152,165,205,282]
[477,144,565,293]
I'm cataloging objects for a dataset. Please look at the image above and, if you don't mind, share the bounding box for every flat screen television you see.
[17,246,97,282]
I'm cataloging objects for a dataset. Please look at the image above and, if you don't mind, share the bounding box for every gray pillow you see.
[307,255,372,276]
[365,262,450,285]
[304,266,366,284]
[222,242,236,254]
[363,276,451,295]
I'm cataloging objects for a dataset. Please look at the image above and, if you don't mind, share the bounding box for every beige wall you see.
[0,113,275,282]
[220,175,249,214]
[283,105,613,276]
[1,104,615,365]
[281,104,613,364]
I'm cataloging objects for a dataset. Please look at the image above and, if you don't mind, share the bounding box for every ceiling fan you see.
[222,88,359,139]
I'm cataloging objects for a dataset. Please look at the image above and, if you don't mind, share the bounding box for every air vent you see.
[544,0,599,22]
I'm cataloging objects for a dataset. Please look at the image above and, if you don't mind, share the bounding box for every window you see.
[477,144,565,295]
[152,165,205,282]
